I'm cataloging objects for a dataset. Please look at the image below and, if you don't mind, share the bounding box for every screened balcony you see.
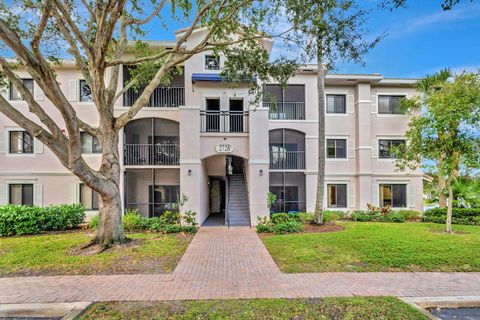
[200,110,249,133]
[269,172,306,213]
[263,84,305,120]
[124,169,180,217]
[269,129,305,170]
[123,66,185,107]
[124,118,179,166]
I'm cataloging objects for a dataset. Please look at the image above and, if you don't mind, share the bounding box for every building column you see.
[355,83,373,209]
[248,106,269,224]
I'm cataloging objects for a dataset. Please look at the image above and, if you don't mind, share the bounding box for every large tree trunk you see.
[96,190,125,247]
[314,48,326,225]
[89,128,125,248]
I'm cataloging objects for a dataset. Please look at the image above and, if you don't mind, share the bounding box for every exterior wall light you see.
[259,169,263,176]
[188,169,192,176]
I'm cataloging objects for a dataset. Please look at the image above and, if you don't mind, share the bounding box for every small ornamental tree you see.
[394,70,480,233]
[0,0,295,248]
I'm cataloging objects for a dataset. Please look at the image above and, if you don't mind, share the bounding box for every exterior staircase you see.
[227,174,251,226]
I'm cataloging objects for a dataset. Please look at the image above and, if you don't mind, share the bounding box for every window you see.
[269,129,305,169]
[79,80,92,102]
[149,185,180,217]
[378,95,405,114]
[80,132,102,154]
[379,184,407,207]
[379,139,405,159]
[205,55,220,70]
[269,172,306,213]
[79,183,100,210]
[9,184,33,206]
[327,184,347,208]
[10,79,34,101]
[327,139,347,159]
[9,131,33,154]
[326,94,346,114]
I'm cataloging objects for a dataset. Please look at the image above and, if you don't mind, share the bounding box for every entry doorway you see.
[203,177,226,226]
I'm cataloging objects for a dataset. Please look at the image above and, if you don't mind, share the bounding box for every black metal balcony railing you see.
[200,110,249,133]
[123,87,185,107]
[264,102,305,120]
[124,144,179,166]
[270,150,305,170]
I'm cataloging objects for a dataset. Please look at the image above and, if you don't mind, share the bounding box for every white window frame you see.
[377,180,409,209]
[204,54,221,71]
[9,78,34,101]
[325,90,350,116]
[5,127,35,157]
[326,136,349,161]
[374,92,410,116]
[78,79,94,103]
[376,136,406,161]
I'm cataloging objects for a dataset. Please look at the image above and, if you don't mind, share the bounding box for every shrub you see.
[161,210,180,225]
[296,212,314,224]
[380,212,406,223]
[350,210,374,222]
[182,210,198,227]
[423,208,480,225]
[396,209,421,221]
[272,221,304,235]
[0,204,86,236]
[122,209,143,231]
[271,213,293,224]
[323,210,345,222]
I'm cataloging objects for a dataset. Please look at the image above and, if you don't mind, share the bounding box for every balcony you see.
[123,87,185,107]
[124,144,180,166]
[270,150,305,170]
[264,102,305,120]
[200,110,249,133]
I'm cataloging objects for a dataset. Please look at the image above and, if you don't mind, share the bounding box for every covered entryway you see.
[201,155,250,227]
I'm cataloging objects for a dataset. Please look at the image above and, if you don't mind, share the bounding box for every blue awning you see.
[191,73,256,83]
[192,73,223,82]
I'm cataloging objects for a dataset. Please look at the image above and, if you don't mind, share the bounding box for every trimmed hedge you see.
[0,204,86,236]
[423,208,480,225]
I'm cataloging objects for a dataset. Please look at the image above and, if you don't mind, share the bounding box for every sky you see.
[143,0,480,79]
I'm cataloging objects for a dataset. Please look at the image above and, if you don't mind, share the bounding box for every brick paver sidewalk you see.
[1,227,480,303]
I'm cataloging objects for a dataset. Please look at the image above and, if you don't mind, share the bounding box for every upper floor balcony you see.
[200,110,249,133]
[123,118,179,166]
[263,84,305,120]
[269,129,305,170]
[123,66,185,108]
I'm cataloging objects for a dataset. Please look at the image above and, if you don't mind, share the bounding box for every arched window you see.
[269,129,305,169]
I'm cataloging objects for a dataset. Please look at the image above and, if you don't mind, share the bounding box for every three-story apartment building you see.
[0,28,423,226]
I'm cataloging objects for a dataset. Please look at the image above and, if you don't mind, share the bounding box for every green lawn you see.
[80,297,428,320]
[261,222,480,272]
[0,231,192,277]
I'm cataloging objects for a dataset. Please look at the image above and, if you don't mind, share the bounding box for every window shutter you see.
[370,94,377,114]
[68,79,77,101]
[371,139,378,158]
[0,129,5,153]
[34,184,43,207]
[348,138,355,158]
[69,183,79,203]
[34,81,44,101]
[371,183,379,206]
[0,183,6,205]
[348,183,355,208]
[346,94,354,113]
[34,138,44,153]
[408,183,416,208]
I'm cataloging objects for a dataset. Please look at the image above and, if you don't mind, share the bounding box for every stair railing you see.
[225,176,230,229]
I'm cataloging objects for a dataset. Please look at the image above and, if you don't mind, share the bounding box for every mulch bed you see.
[303,222,345,233]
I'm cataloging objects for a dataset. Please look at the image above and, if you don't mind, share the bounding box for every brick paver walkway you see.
[1,227,480,303]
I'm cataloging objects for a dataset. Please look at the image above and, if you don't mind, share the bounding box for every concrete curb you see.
[0,301,92,319]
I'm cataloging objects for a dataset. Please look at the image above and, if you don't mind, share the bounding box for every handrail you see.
[269,150,305,170]
[124,144,180,166]
[225,176,230,229]
[242,161,251,228]
[123,86,185,107]
[200,110,249,133]
[264,101,305,120]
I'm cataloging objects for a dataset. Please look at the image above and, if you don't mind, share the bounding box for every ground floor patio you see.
[1,226,480,304]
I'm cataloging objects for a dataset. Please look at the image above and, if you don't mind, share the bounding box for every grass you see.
[261,222,480,272]
[0,230,192,277]
[80,297,428,320]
